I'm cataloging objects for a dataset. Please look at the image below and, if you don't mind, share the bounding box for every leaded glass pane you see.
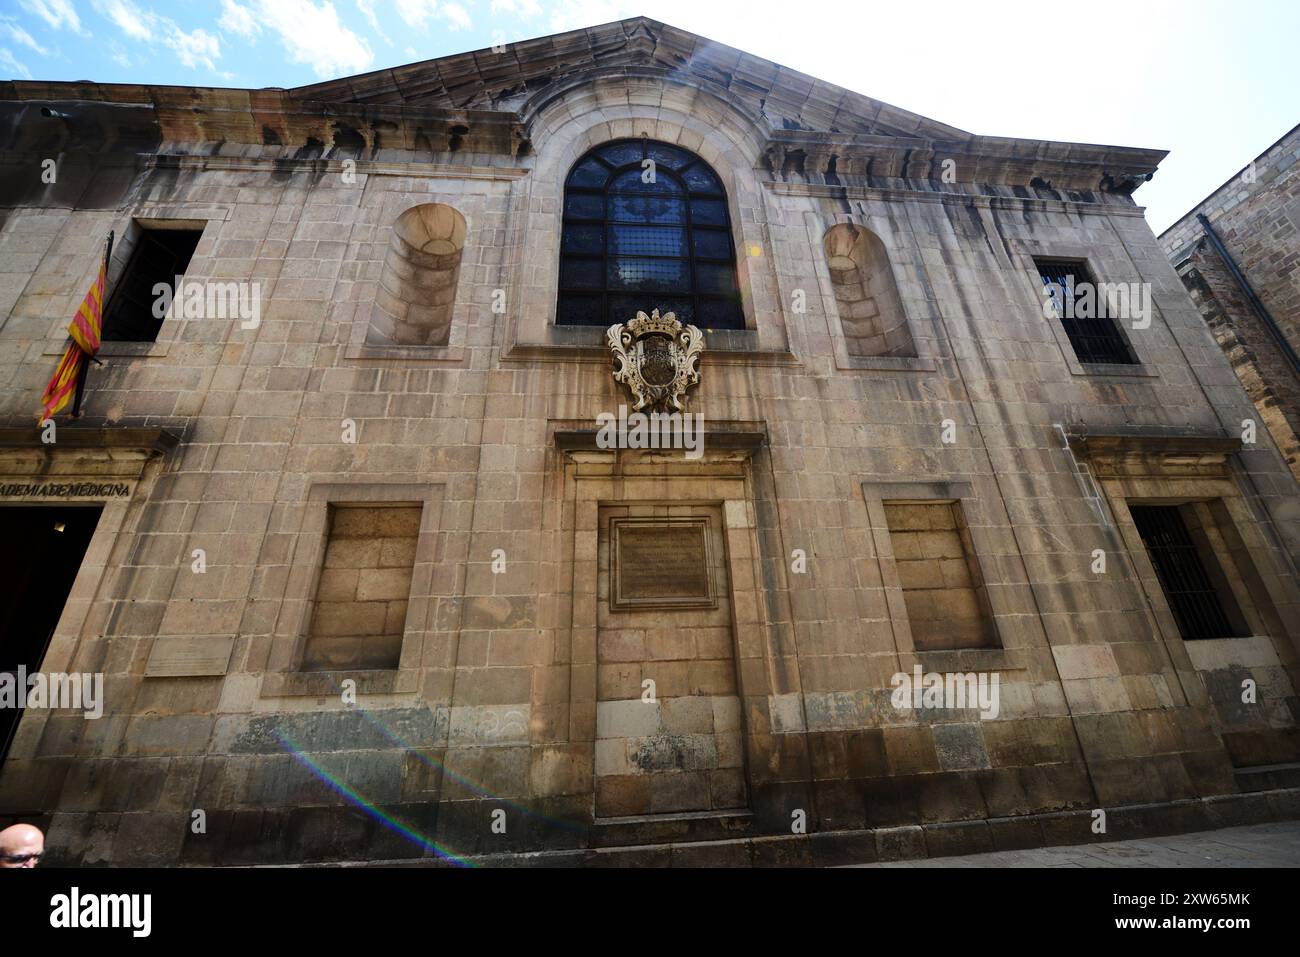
[610,169,683,194]
[682,164,722,194]
[608,194,686,224]
[560,258,603,289]
[562,223,604,254]
[566,158,610,188]
[644,143,694,168]
[609,295,693,324]
[691,229,731,260]
[596,142,645,167]
[696,262,738,295]
[556,294,604,325]
[607,257,690,292]
[558,140,743,330]
[691,199,727,226]
[564,193,604,219]
[609,225,687,258]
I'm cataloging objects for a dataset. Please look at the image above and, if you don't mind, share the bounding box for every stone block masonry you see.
[0,17,1297,866]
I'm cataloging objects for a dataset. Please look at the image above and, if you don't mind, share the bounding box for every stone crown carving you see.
[606,310,705,413]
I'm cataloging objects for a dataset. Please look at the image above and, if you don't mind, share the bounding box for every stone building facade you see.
[1159,124,1300,483]
[0,18,1297,866]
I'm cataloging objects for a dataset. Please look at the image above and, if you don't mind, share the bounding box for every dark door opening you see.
[0,505,102,767]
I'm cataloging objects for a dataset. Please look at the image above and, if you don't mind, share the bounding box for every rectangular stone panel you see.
[883,500,996,651]
[301,503,421,671]
[597,504,745,818]
[610,517,715,611]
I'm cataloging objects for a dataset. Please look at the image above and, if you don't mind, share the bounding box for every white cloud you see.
[97,0,154,41]
[0,47,32,79]
[219,0,261,39]
[89,0,225,73]
[19,0,82,33]
[355,0,391,46]
[247,0,374,79]
[489,0,541,17]
[396,0,473,32]
[546,0,635,33]
[441,2,470,30]
[1,19,50,55]
[166,25,220,70]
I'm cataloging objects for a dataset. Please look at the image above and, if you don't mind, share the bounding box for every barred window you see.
[1129,504,1244,640]
[1035,258,1137,365]
[557,140,743,329]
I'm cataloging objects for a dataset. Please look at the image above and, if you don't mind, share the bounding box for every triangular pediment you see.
[289,16,970,142]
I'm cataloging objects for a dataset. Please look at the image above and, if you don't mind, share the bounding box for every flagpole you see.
[71,230,112,419]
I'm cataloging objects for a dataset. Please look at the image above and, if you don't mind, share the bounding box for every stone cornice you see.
[767,181,1149,216]
[0,426,179,455]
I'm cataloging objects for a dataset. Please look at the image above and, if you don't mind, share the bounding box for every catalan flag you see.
[39,235,110,422]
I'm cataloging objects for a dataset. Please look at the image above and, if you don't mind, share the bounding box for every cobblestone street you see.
[847,821,1300,867]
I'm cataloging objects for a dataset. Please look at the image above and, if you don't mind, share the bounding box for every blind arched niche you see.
[824,223,915,358]
[367,203,467,346]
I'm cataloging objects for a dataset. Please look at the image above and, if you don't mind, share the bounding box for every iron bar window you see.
[1129,504,1239,640]
[557,139,743,329]
[1036,258,1137,365]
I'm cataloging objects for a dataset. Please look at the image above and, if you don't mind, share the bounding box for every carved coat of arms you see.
[606,309,704,412]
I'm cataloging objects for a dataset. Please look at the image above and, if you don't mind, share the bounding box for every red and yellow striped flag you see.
[39,254,106,421]
[38,344,87,422]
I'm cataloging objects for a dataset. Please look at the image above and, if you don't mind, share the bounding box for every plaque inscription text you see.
[611,518,715,610]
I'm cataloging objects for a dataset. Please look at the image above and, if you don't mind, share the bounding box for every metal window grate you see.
[557,139,743,329]
[1129,505,1236,640]
[1036,259,1137,365]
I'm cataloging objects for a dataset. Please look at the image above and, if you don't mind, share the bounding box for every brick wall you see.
[1160,124,1300,481]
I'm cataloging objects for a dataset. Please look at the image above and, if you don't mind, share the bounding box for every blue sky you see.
[1,0,1295,232]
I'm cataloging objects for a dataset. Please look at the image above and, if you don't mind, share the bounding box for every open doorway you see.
[0,505,102,766]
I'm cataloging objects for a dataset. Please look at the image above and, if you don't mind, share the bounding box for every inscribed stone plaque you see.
[145,635,234,677]
[611,518,715,610]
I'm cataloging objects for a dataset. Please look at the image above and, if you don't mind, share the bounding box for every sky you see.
[1,0,1296,233]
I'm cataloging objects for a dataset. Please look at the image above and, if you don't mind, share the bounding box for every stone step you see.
[589,808,755,848]
[1235,762,1300,792]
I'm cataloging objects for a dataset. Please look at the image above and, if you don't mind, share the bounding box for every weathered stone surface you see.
[0,15,1296,867]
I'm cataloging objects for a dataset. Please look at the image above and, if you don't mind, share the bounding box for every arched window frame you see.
[556,138,743,330]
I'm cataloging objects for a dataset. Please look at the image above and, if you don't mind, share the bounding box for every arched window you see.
[557,139,742,330]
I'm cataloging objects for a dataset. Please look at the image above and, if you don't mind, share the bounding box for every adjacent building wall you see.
[1160,124,1300,482]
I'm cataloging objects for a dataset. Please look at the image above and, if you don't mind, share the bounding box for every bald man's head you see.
[0,824,44,867]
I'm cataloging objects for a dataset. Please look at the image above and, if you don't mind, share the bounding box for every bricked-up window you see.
[557,139,742,330]
[1129,504,1245,640]
[1035,258,1137,365]
[883,501,997,650]
[102,227,203,342]
[301,504,421,671]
